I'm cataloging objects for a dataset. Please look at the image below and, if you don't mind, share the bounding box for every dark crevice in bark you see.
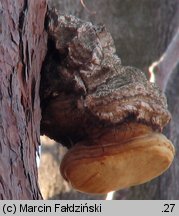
[19,139,26,174]
[19,0,28,31]
[8,73,13,98]
[19,1,28,87]
[25,42,30,74]
[31,77,36,111]
[10,32,17,46]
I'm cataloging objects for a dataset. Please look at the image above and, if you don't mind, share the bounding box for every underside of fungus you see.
[40,10,175,194]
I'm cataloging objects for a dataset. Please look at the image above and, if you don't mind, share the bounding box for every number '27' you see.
[163,204,175,212]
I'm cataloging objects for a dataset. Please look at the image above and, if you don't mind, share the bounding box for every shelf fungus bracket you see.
[40,10,175,194]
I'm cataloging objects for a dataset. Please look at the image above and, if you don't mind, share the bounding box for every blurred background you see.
[38,0,179,200]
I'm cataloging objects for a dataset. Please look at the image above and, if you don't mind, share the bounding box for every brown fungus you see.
[40,10,175,194]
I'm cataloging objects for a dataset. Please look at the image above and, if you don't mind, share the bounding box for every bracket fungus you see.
[40,10,175,194]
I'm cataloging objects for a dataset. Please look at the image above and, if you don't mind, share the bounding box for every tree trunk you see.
[160,63,179,199]
[0,0,47,199]
[40,0,179,200]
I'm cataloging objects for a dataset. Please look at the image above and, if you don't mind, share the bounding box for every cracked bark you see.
[0,0,47,199]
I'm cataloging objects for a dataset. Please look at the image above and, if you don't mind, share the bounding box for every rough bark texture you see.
[38,0,179,199]
[0,0,47,199]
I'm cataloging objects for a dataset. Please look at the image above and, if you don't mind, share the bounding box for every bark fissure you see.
[19,0,28,32]
[18,0,28,86]
[0,0,47,199]
[19,139,26,175]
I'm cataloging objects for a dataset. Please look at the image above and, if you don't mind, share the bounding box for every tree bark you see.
[0,0,47,199]
[159,63,179,199]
